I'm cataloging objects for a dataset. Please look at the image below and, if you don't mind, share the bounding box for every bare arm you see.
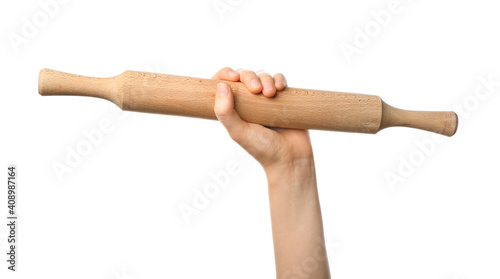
[212,67,330,278]
[266,161,330,278]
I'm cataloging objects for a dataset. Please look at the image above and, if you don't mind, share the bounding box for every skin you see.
[212,67,331,279]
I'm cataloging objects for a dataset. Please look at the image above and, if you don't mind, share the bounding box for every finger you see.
[257,71,276,97]
[214,82,280,163]
[273,73,287,91]
[214,83,249,143]
[237,69,262,94]
[212,67,240,81]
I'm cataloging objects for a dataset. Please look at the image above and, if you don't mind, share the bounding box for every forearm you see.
[266,158,331,279]
[211,67,327,277]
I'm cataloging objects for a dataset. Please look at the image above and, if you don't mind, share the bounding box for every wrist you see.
[264,156,317,189]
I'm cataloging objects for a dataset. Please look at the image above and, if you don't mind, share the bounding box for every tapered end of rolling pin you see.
[38,68,122,107]
[379,101,458,137]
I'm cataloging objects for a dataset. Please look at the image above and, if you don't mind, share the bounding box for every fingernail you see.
[217,83,229,96]
[264,82,274,92]
[228,71,239,78]
[251,79,261,89]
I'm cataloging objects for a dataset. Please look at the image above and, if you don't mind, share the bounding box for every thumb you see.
[214,83,249,142]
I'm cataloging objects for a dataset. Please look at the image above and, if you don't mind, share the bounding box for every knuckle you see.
[243,70,257,77]
[257,72,272,79]
[237,68,251,75]
[221,66,233,73]
[214,106,231,118]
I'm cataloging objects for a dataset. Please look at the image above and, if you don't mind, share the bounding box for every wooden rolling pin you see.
[38,69,458,136]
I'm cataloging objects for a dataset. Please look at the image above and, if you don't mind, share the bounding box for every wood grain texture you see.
[38,69,458,136]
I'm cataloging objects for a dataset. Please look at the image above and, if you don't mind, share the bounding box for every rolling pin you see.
[38,69,458,136]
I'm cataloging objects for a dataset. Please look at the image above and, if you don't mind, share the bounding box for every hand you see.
[213,68,330,278]
[212,67,314,173]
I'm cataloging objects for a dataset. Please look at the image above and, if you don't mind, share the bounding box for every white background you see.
[1,0,499,278]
